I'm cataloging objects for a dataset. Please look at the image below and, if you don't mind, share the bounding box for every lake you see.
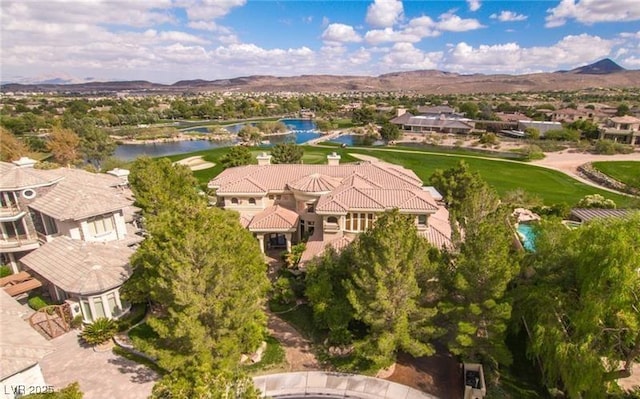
[115,119,321,161]
[329,134,385,146]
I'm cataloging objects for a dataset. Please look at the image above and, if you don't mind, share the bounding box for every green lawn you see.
[345,147,634,207]
[592,161,640,188]
[160,145,635,207]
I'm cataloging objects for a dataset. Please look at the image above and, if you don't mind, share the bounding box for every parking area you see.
[39,331,158,399]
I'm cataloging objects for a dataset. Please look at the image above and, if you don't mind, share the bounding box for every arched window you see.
[231,198,239,205]
[327,216,338,224]
[249,198,256,205]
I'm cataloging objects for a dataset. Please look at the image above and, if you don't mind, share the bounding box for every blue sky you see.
[1,0,639,83]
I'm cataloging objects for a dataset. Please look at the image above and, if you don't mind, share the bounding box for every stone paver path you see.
[40,331,158,399]
[267,311,320,371]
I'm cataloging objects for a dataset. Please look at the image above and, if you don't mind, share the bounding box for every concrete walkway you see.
[253,372,439,398]
[39,331,157,399]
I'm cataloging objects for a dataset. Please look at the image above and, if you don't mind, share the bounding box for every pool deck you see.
[253,371,439,399]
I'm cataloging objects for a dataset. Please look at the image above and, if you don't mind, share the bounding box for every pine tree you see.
[344,210,439,368]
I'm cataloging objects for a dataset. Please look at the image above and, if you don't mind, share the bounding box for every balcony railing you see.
[0,234,39,249]
[0,205,25,221]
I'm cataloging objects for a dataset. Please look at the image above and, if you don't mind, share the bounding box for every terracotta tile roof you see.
[20,236,134,295]
[0,290,54,380]
[248,205,299,231]
[239,214,253,228]
[288,173,342,193]
[28,169,133,221]
[316,187,438,213]
[0,162,62,190]
[209,161,422,194]
[299,232,355,266]
[610,115,640,124]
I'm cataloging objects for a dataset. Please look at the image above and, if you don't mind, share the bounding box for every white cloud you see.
[144,30,210,45]
[381,42,443,70]
[546,0,640,28]
[445,34,614,73]
[467,0,481,12]
[622,56,640,67]
[176,0,246,22]
[490,11,528,22]
[322,23,362,43]
[366,0,404,28]
[436,11,485,32]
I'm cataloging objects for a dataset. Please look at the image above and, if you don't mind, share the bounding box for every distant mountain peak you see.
[570,58,625,75]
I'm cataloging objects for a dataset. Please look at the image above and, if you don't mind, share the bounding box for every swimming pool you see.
[517,223,536,251]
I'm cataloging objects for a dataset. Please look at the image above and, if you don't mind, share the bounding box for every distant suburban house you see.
[598,115,640,146]
[390,110,475,135]
[208,153,452,265]
[0,289,54,399]
[0,158,142,324]
[517,120,563,136]
[570,208,636,224]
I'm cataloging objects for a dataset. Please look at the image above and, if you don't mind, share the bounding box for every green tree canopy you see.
[379,122,400,141]
[344,210,440,368]
[78,125,116,169]
[124,205,269,372]
[151,368,261,399]
[305,248,355,345]
[219,146,253,169]
[515,214,640,398]
[271,143,303,164]
[128,157,204,216]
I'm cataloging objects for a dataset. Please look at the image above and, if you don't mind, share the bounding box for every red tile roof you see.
[248,205,299,231]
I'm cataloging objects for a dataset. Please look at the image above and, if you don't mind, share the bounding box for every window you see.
[0,192,17,208]
[231,198,239,205]
[107,292,120,317]
[276,195,282,200]
[81,299,92,322]
[345,212,375,232]
[307,221,315,235]
[417,215,428,226]
[22,189,36,199]
[87,214,115,236]
[93,296,106,319]
[268,195,274,200]
[306,204,315,213]
[42,213,58,235]
[249,198,256,205]
[327,216,338,224]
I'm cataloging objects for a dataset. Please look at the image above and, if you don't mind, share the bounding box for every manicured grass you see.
[592,161,640,188]
[157,144,635,207]
[345,147,634,207]
[166,146,358,185]
[268,300,319,341]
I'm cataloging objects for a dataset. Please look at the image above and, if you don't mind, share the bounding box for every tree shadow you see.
[107,356,159,384]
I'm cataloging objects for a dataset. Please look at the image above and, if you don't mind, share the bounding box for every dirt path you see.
[266,311,320,371]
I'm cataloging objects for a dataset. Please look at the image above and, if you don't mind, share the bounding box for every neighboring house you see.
[570,208,635,224]
[416,105,463,117]
[517,120,563,136]
[390,112,475,135]
[598,116,640,146]
[0,158,142,323]
[0,290,54,399]
[208,153,452,265]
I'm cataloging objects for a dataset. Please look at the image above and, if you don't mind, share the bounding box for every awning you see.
[0,271,43,296]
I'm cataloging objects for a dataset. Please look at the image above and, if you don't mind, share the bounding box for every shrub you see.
[28,295,50,311]
[0,265,12,278]
[70,315,84,329]
[479,132,499,145]
[80,317,118,345]
[271,277,296,305]
[544,128,580,142]
[593,139,633,155]
[522,145,544,161]
[576,194,616,209]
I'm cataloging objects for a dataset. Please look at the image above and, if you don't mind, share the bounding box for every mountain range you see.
[2,59,638,95]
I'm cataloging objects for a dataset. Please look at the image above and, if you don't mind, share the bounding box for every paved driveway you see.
[40,331,158,399]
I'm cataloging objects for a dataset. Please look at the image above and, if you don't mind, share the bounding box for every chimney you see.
[107,168,130,185]
[396,108,407,117]
[327,152,341,166]
[256,152,272,166]
[12,157,37,168]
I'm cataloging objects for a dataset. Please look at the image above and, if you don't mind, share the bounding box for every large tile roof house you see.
[390,112,474,135]
[599,115,640,146]
[0,158,142,324]
[209,153,452,265]
[0,290,55,398]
